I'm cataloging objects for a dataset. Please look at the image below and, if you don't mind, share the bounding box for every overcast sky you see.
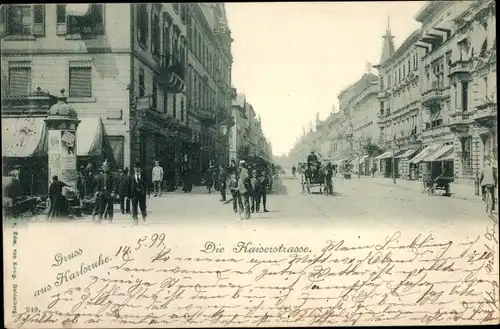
[226,1,425,156]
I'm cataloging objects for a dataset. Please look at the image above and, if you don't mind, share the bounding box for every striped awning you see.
[357,155,369,164]
[77,118,104,156]
[2,117,48,157]
[423,144,454,162]
[410,144,441,164]
[375,151,393,160]
[395,149,418,159]
[168,73,186,93]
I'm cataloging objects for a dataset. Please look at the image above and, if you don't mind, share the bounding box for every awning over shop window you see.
[357,155,369,164]
[375,151,393,160]
[2,117,47,157]
[423,144,454,162]
[410,144,441,164]
[395,149,418,159]
[77,117,104,156]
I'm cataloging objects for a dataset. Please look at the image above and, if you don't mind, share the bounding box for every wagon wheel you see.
[306,179,311,194]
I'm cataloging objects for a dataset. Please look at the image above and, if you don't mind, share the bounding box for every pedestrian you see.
[481,157,498,211]
[152,160,164,197]
[219,165,228,202]
[118,168,131,214]
[205,168,214,193]
[260,170,270,212]
[182,165,193,193]
[92,161,116,223]
[238,160,251,219]
[325,162,334,195]
[130,162,150,224]
[228,172,239,214]
[47,175,68,220]
[250,170,260,213]
[77,166,86,200]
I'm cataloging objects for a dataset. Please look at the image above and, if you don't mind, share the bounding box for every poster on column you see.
[47,129,77,188]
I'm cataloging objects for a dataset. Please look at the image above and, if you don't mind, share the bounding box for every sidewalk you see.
[347,176,484,203]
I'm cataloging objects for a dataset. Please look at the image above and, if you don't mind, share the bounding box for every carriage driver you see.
[307,151,319,169]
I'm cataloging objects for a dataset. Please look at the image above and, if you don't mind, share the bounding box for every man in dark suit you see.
[118,168,131,214]
[92,161,116,222]
[47,175,68,220]
[129,162,150,224]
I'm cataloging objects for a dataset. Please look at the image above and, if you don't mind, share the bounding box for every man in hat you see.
[129,162,150,224]
[118,168,131,214]
[77,165,87,199]
[237,160,251,219]
[92,161,116,222]
[47,175,69,220]
[152,160,164,197]
[250,169,261,213]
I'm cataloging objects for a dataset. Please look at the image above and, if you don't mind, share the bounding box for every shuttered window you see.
[69,66,92,98]
[8,66,31,96]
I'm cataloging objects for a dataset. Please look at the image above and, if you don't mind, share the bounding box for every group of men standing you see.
[77,161,150,224]
[225,159,269,220]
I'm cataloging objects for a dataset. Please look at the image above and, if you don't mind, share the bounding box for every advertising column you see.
[45,89,80,190]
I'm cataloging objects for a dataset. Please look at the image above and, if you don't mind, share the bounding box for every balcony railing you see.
[160,54,186,93]
[448,60,470,78]
[420,125,449,139]
[197,108,216,126]
[473,101,497,128]
[422,81,445,106]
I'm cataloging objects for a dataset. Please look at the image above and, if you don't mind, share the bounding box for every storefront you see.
[374,151,392,177]
[394,149,419,180]
[421,144,455,179]
[409,143,442,180]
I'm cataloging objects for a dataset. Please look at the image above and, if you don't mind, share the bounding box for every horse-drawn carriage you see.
[299,161,328,194]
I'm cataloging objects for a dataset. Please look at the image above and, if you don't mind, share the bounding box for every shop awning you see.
[375,151,393,160]
[357,155,369,164]
[77,117,104,156]
[410,144,441,164]
[395,149,418,159]
[2,117,47,157]
[423,144,454,162]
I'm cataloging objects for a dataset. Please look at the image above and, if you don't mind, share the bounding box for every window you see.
[137,4,148,48]
[69,63,92,98]
[461,136,472,175]
[67,4,104,36]
[407,60,411,74]
[139,68,145,97]
[163,15,171,59]
[181,98,185,121]
[8,63,31,96]
[462,81,468,111]
[173,94,177,118]
[173,28,180,60]
[152,75,158,110]
[180,4,187,24]
[163,90,168,113]
[151,9,160,57]
[379,101,384,116]
[5,4,45,36]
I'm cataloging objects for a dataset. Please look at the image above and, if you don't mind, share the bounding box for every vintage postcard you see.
[2,1,499,328]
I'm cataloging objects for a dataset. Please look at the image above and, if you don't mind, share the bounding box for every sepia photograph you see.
[2,1,499,327]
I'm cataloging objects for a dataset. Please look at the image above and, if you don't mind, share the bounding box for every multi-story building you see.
[229,93,271,162]
[336,72,379,173]
[374,23,424,179]
[1,3,190,191]
[413,0,495,185]
[186,3,235,182]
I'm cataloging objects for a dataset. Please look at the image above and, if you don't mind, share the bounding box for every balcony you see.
[449,113,472,134]
[421,82,445,107]
[474,101,497,129]
[1,87,58,116]
[160,55,186,94]
[448,60,470,79]
[197,108,216,126]
[420,125,449,140]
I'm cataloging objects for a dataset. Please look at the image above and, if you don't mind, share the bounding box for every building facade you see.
[186,3,235,183]
[374,25,424,180]
[414,0,496,184]
[229,93,272,162]
[1,3,237,190]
